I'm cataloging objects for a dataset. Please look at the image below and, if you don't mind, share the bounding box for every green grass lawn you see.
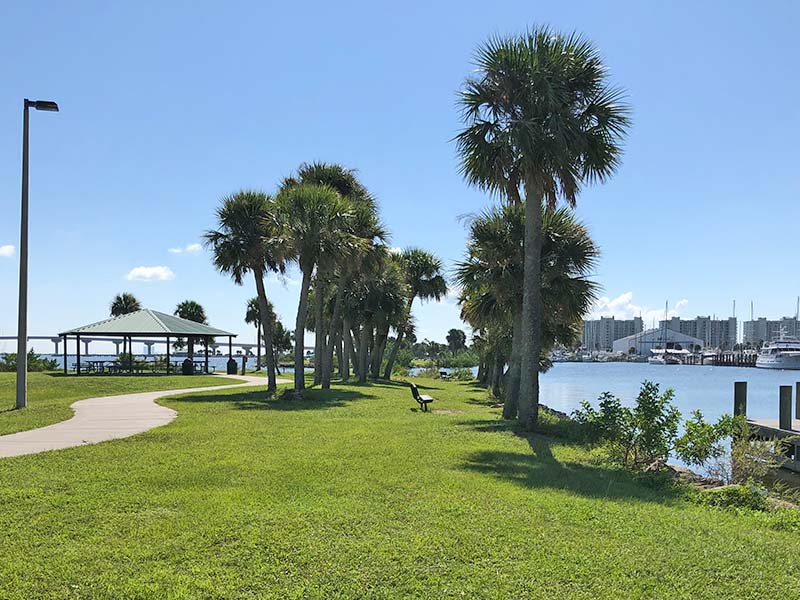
[0,372,236,435]
[0,375,798,598]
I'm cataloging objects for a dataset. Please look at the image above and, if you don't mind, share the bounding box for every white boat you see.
[756,334,800,369]
[648,349,683,365]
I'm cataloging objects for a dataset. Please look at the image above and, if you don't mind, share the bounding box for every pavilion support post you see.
[166,336,170,374]
[205,337,209,374]
[129,336,133,374]
[76,334,81,375]
[62,335,67,374]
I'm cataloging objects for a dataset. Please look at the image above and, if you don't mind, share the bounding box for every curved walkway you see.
[0,374,288,458]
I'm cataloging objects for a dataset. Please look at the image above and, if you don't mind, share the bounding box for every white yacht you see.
[756,336,800,369]
[648,349,683,365]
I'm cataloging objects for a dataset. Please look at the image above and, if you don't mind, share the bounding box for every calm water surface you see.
[541,362,800,421]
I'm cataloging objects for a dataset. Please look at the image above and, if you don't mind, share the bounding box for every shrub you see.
[415,366,440,378]
[450,368,474,381]
[696,483,768,511]
[0,350,58,372]
[573,381,732,472]
[675,411,736,468]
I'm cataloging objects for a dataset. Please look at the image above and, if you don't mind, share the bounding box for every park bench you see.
[409,383,434,412]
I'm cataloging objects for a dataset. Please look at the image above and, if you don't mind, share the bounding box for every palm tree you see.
[276,182,364,394]
[204,190,285,392]
[383,248,447,379]
[110,293,141,356]
[174,300,208,362]
[341,248,408,382]
[455,202,600,417]
[456,27,630,428]
[281,162,379,386]
[110,293,141,317]
[245,297,262,369]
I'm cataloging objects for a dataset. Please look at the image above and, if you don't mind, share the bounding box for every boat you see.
[756,332,800,369]
[648,349,682,365]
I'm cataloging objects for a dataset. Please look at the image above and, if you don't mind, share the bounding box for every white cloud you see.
[168,243,202,254]
[0,245,15,258]
[588,291,690,327]
[125,266,176,282]
[389,247,402,255]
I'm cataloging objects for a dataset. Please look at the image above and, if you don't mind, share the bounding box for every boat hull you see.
[756,355,800,369]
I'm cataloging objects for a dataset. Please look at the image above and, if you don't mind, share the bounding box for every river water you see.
[540,362,800,422]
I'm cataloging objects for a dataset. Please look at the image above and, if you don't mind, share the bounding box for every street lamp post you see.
[16,99,59,410]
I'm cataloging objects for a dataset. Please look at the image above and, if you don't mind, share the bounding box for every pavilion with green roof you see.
[59,309,237,375]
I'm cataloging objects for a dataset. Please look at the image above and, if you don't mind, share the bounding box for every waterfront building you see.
[581,316,643,351]
[658,316,737,350]
[743,317,800,346]
[613,328,704,356]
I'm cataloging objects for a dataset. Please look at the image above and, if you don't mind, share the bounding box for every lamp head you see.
[25,99,59,112]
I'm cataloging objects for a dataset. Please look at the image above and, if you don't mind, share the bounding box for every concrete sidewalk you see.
[0,374,287,458]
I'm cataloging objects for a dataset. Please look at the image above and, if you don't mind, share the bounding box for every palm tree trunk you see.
[503,309,523,419]
[370,322,389,379]
[313,274,326,385]
[383,298,413,380]
[358,321,371,383]
[342,318,352,382]
[518,181,543,429]
[321,280,343,389]
[336,333,344,377]
[491,352,503,398]
[294,265,313,392]
[255,324,261,371]
[254,270,277,393]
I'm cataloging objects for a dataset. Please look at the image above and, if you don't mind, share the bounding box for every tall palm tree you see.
[245,297,262,369]
[456,202,600,416]
[382,248,447,379]
[456,27,629,428]
[204,190,285,393]
[281,162,378,386]
[276,183,364,394]
[110,293,141,317]
[174,300,208,362]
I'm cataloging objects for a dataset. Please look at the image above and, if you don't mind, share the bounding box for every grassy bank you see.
[0,372,236,435]
[0,376,797,598]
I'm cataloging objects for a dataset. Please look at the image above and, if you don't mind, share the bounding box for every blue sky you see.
[1,1,799,353]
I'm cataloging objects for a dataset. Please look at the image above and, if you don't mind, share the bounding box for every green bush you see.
[450,368,475,381]
[415,366,440,378]
[0,350,58,372]
[696,483,768,511]
[573,381,732,472]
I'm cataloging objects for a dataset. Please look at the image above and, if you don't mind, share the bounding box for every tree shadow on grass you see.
[459,420,678,505]
[172,387,375,412]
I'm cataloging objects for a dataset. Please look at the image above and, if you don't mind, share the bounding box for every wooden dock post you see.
[796,382,800,420]
[734,381,747,417]
[779,386,792,431]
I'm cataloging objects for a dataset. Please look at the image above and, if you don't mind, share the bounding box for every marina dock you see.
[735,381,800,472]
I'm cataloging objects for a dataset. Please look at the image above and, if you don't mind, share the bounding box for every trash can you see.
[226,358,237,375]
[181,358,193,375]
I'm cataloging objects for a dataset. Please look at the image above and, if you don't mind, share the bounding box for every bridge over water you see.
[0,336,314,356]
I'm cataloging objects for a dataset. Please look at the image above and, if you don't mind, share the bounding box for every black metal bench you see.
[410,383,434,411]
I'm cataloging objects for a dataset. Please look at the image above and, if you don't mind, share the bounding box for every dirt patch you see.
[433,409,465,415]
